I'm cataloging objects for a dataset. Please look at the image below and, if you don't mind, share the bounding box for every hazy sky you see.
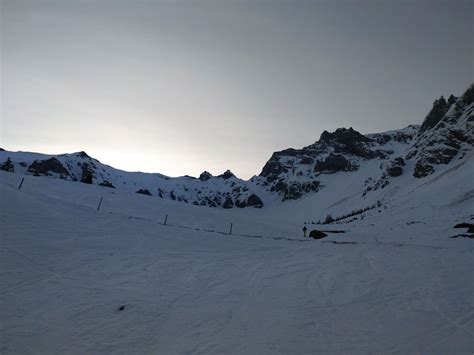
[1,0,472,179]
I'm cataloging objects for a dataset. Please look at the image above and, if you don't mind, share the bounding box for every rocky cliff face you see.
[366,84,474,192]
[255,125,418,200]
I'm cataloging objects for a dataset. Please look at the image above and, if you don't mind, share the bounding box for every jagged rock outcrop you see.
[420,96,452,132]
[199,171,213,181]
[80,163,94,184]
[258,125,410,200]
[366,84,473,192]
[99,180,115,188]
[217,170,235,179]
[410,84,473,178]
[314,153,357,174]
[136,188,152,196]
[28,158,70,178]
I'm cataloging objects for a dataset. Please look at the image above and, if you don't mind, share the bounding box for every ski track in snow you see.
[1,171,473,354]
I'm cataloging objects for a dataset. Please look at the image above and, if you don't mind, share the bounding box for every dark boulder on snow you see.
[28,158,70,177]
[309,230,328,239]
[99,180,115,188]
[387,166,403,177]
[136,188,152,196]
[454,223,474,233]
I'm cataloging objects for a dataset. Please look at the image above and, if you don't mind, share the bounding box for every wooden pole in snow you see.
[164,214,168,225]
[97,197,103,211]
[229,222,233,235]
[18,177,25,190]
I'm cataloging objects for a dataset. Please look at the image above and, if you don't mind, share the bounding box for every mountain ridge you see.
[2,84,473,209]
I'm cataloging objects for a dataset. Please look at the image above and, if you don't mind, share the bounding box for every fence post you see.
[164,214,168,225]
[18,177,25,190]
[97,197,103,211]
[229,222,233,235]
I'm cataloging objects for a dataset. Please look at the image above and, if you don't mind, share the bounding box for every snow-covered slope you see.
[0,150,265,209]
[1,158,473,353]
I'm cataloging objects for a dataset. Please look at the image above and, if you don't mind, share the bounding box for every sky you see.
[1,0,473,179]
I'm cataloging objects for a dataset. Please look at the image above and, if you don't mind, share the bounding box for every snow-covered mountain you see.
[1,84,473,354]
[1,84,473,210]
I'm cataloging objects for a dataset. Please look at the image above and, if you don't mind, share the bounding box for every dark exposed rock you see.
[320,127,373,145]
[386,157,405,177]
[320,128,383,159]
[460,84,474,105]
[199,171,213,181]
[387,166,403,177]
[393,157,405,166]
[309,230,328,239]
[300,156,313,164]
[76,151,90,158]
[0,148,5,151]
[413,161,434,178]
[260,160,288,182]
[80,163,94,184]
[420,96,450,132]
[246,194,263,208]
[314,153,356,174]
[158,188,164,198]
[28,158,70,177]
[218,170,235,179]
[99,180,115,188]
[453,223,474,234]
[425,147,459,164]
[447,95,457,105]
[0,157,14,172]
[136,188,152,196]
[222,195,234,209]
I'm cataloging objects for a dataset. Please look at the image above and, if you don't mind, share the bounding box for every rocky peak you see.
[461,84,474,105]
[199,171,213,181]
[76,151,90,159]
[447,94,457,105]
[420,95,454,132]
[217,170,235,179]
[319,127,373,145]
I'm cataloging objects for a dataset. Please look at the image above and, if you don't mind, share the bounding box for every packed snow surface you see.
[1,167,473,354]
